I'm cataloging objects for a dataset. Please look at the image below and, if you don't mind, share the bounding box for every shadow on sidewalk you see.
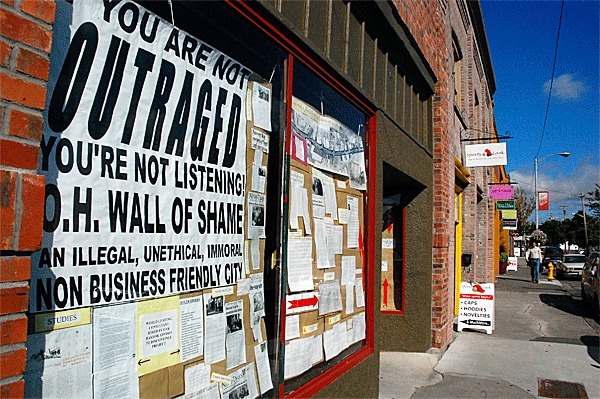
[581,336,600,365]
[540,293,590,318]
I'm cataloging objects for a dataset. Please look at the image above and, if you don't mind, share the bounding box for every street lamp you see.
[534,152,570,229]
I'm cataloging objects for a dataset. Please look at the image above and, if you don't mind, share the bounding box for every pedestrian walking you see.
[526,241,542,283]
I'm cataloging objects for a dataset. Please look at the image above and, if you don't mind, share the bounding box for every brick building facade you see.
[0,0,503,397]
[1,0,55,397]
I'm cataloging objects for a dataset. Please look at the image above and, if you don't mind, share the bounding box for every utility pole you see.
[560,205,567,221]
[581,194,589,252]
[559,205,568,252]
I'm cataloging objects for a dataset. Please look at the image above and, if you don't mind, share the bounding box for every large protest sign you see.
[32,0,250,312]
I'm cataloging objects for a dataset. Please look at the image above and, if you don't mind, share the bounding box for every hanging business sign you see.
[489,185,514,200]
[538,191,549,210]
[496,200,516,210]
[31,0,250,312]
[464,143,507,167]
[501,209,517,220]
[458,282,494,334]
[502,219,518,230]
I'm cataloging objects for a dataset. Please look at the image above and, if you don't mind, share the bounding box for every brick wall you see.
[391,0,455,349]
[0,0,55,396]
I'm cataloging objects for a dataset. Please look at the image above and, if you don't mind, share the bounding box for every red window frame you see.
[380,207,407,315]
[224,1,377,396]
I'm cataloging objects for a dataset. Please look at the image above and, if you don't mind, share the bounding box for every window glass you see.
[283,60,369,394]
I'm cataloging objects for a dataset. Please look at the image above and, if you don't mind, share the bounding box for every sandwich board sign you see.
[507,256,518,271]
[458,282,494,334]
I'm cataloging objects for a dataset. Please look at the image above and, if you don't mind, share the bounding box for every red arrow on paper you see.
[359,227,364,260]
[382,279,389,307]
[288,295,319,309]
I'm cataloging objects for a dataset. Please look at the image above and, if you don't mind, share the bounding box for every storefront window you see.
[282,61,369,395]
[26,1,373,398]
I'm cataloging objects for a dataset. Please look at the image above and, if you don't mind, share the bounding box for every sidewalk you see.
[379,264,600,398]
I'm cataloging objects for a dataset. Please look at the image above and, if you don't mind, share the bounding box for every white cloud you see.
[543,74,586,100]
[509,162,599,220]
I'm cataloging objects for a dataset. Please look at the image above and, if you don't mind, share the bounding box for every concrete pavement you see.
[379,262,600,398]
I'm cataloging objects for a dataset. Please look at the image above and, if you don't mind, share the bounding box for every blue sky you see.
[481,0,599,222]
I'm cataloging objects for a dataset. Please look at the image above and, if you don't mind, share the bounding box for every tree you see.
[514,187,535,234]
[530,229,547,245]
[540,219,568,246]
[588,183,600,219]
[584,185,600,250]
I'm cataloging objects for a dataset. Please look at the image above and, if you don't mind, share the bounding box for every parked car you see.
[555,254,587,278]
[581,251,599,321]
[541,246,563,271]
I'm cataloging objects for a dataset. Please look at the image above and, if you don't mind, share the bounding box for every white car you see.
[555,254,587,278]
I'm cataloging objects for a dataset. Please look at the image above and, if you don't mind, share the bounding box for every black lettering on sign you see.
[171,197,193,234]
[102,0,121,22]
[164,28,181,57]
[40,136,56,172]
[100,146,127,180]
[103,0,159,43]
[36,276,83,311]
[207,88,227,165]
[48,22,98,132]
[222,93,241,168]
[37,247,65,268]
[89,36,130,140]
[165,70,193,156]
[122,49,156,145]
[40,137,93,176]
[55,138,74,173]
[144,60,175,151]
[44,184,61,233]
[117,1,139,34]
[190,79,212,162]
[197,200,243,234]
[72,187,93,232]
[134,152,169,186]
[108,190,165,233]
[212,54,251,90]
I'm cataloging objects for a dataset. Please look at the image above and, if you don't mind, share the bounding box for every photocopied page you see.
[252,83,272,131]
[287,236,315,292]
[341,255,356,286]
[184,362,211,394]
[93,303,138,399]
[313,169,337,219]
[290,170,311,234]
[203,293,226,364]
[318,280,343,315]
[323,321,349,361]
[225,300,247,370]
[314,218,333,269]
[355,277,365,308]
[250,273,266,340]
[345,281,355,315]
[285,315,301,340]
[254,341,274,395]
[248,192,266,239]
[25,324,93,399]
[180,295,204,362]
[183,382,220,399]
[284,337,314,379]
[346,196,360,248]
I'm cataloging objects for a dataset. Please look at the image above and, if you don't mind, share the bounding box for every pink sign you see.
[489,185,514,200]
